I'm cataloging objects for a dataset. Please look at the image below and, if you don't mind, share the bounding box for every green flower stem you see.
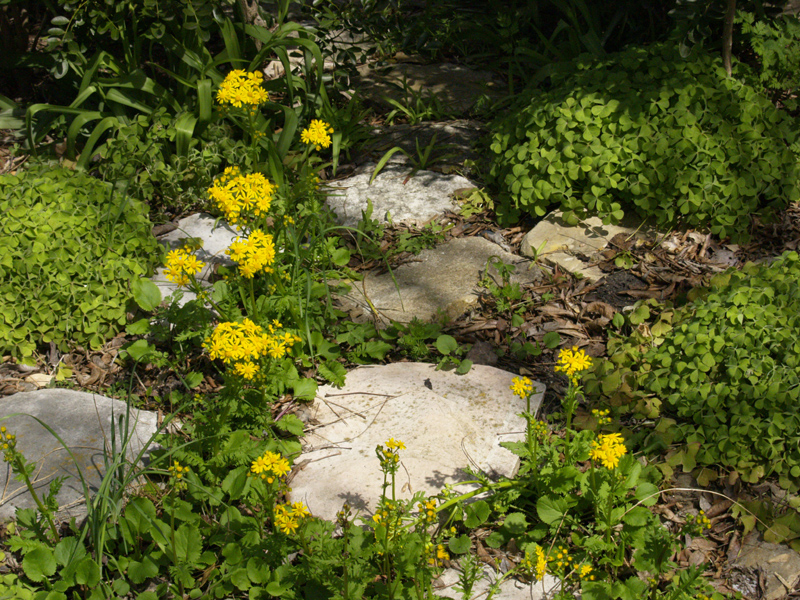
[10,455,59,542]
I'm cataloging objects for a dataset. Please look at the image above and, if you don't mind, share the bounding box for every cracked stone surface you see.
[337,236,546,325]
[520,210,654,282]
[325,162,473,228]
[0,389,159,522]
[288,362,545,522]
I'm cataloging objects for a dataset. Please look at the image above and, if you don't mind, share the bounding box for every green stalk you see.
[12,455,60,541]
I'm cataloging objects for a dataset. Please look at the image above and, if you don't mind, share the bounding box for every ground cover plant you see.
[0,164,160,359]
[487,42,800,241]
[587,251,800,490]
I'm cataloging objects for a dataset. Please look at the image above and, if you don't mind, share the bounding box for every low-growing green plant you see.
[487,43,800,241]
[738,10,800,110]
[587,251,800,489]
[0,164,160,358]
[96,111,234,220]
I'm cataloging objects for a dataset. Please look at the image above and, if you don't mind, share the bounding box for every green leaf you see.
[464,500,491,528]
[623,506,651,527]
[22,546,57,582]
[275,414,305,437]
[184,371,203,389]
[537,495,569,525]
[292,378,318,400]
[124,339,157,361]
[455,359,473,375]
[435,334,458,355]
[634,482,660,507]
[542,331,561,349]
[448,535,471,555]
[503,512,528,534]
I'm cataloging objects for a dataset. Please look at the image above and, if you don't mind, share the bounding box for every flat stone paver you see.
[0,390,159,522]
[325,162,473,228]
[521,211,654,282]
[338,236,545,325]
[288,362,545,522]
[436,567,560,600]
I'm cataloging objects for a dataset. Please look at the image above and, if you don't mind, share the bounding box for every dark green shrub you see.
[0,165,161,358]
[739,11,800,110]
[487,43,800,241]
[588,251,800,489]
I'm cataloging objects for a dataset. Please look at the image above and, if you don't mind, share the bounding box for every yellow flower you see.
[533,545,547,581]
[290,502,311,518]
[234,361,259,380]
[207,169,275,225]
[300,119,333,150]
[164,248,205,287]
[216,70,268,108]
[385,438,405,450]
[579,563,593,579]
[555,346,592,381]
[510,376,533,398]
[275,513,299,535]
[225,229,276,278]
[590,433,627,469]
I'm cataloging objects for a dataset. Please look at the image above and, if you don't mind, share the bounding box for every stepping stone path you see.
[325,161,473,228]
[338,236,545,325]
[288,362,545,522]
[521,210,655,282]
[0,389,159,522]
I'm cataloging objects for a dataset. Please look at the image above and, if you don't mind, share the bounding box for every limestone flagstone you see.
[435,567,560,600]
[151,213,241,305]
[288,362,545,522]
[325,162,473,228]
[337,236,546,325]
[521,210,654,282]
[0,389,160,522]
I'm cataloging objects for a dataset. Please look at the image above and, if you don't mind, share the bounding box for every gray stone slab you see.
[325,162,473,228]
[288,362,545,522]
[521,211,654,282]
[435,567,560,600]
[733,537,800,600]
[339,236,546,325]
[0,390,160,522]
[354,61,503,115]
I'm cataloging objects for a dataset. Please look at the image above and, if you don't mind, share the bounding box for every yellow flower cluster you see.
[550,544,573,572]
[233,361,259,380]
[684,510,712,534]
[555,346,592,383]
[578,563,595,580]
[216,70,269,108]
[1,426,17,463]
[204,319,301,367]
[377,438,404,470]
[425,542,450,566]
[168,460,190,491]
[510,376,533,399]
[300,119,333,150]
[250,450,291,484]
[274,502,311,535]
[591,408,612,426]
[521,544,548,581]
[590,433,627,469]
[208,167,276,225]
[555,346,592,382]
[419,498,438,524]
[226,229,277,278]
[164,248,205,287]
